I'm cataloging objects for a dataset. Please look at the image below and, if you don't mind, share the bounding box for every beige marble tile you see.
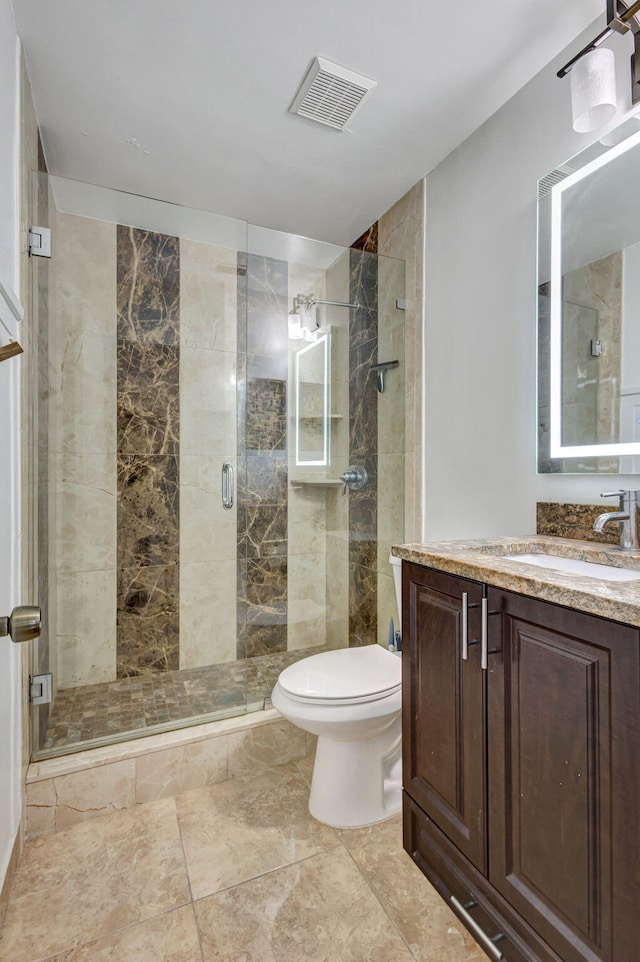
[49,905,203,962]
[176,765,339,899]
[48,329,117,458]
[287,262,327,311]
[56,569,117,687]
[377,258,406,458]
[378,179,425,546]
[54,448,117,573]
[27,709,284,781]
[377,452,405,572]
[180,347,237,456]
[180,238,237,354]
[26,778,56,837]
[227,718,306,778]
[340,816,489,962]
[179,560,237,669]
[287,552,327,651]
[325,532,349,649]
[53,758,136,830]
[135,737,228,804]
[182,736,229,789]
[287,486,327,556]
[195,846,414,962]
[294,752,315,786]
[0,798,190,962]
[180,454,237,564]
[52,212,117,340]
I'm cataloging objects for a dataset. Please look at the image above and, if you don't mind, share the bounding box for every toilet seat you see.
[278,645,401,706]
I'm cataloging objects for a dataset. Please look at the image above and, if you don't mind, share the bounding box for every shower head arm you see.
[308,297,360,311]
[292,294,359,312]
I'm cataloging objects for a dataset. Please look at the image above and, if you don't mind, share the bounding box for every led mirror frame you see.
[549,126,640,459]
[295,331,330,467]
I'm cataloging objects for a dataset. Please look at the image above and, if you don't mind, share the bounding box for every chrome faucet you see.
[593,490,640,550]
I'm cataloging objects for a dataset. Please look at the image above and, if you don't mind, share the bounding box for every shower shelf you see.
[299,414,344,420]
[289,478,343,488]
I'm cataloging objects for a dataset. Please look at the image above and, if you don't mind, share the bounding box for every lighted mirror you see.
[295,331,330,467]
[538,124,640,474]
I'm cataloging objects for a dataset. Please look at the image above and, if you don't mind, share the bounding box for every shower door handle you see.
[222,462,234,510]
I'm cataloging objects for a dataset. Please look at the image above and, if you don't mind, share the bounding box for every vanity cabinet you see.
[402,561,640,962]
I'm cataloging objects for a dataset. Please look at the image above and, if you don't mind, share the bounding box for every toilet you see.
[271,554,403,828]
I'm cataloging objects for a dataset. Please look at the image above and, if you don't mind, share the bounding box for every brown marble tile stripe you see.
[349,248,378,646]
[116,227,180,677]
[237,253,289,659]
[351,221,378,253]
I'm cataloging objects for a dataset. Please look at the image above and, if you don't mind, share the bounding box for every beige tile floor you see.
[0,761,489,962]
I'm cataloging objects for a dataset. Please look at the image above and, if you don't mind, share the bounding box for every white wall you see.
[0,0,24,895]
[423,22,640,541]
[621,242,640,392]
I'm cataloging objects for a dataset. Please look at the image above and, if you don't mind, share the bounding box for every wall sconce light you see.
[288,293,360,342]
[558,1,640,132]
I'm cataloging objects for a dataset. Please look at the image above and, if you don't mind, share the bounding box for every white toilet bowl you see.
[271,644,402,828]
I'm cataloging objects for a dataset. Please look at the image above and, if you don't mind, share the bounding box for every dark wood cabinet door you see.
[402,563,486,871]
[487,588,640,962]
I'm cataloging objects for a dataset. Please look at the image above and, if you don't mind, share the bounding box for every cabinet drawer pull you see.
[461,592,469,660]
[450,895,505,960]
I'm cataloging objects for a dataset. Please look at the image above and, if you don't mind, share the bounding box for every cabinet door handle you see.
[461,592,469,660]
[481,598,489,670]
[450,896,505,960]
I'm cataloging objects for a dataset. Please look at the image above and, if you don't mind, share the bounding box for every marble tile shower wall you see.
[348,250,379,646]
[49,211,117,690]
[45,208,407,709]
[116,227,181,676]
[178,239,238,671]
[48,219,242,691]
[237,254,290,659]
[286,259,329,652]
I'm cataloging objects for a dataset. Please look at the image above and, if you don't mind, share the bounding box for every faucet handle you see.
[600,490,626,499]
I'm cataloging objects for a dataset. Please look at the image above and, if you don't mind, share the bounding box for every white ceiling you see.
[13,0,603,246]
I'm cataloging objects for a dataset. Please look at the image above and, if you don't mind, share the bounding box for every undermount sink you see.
[502,553,640,582]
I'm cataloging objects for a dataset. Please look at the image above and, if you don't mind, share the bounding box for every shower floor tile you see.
[42,646,329,752]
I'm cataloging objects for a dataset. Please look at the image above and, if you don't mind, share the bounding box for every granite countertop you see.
[391,535,640,627]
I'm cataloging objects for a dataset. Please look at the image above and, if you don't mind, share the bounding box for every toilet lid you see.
[278,645,401,701]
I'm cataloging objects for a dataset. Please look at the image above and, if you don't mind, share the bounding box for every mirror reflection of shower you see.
[288,293,359,341]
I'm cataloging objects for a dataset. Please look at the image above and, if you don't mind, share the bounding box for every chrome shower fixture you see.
[370,359,399,393]
[289,293,360,341]
[292,293,360,313]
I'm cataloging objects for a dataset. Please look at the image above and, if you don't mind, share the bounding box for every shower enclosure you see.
[29,172,406,760]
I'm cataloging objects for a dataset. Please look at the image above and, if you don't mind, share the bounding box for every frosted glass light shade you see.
[570,47,617,133]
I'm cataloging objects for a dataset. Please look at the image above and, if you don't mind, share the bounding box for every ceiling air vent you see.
[290,57,377,131]
[537,164,576,199]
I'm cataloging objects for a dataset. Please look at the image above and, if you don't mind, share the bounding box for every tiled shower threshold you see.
[38,645,329,759]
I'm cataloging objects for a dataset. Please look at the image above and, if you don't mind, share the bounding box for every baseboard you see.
[0,828,21,934]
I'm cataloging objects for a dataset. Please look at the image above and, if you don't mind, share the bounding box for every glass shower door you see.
[30,172,249,757]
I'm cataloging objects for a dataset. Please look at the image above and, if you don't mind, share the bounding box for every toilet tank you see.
[388,553,402,634]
